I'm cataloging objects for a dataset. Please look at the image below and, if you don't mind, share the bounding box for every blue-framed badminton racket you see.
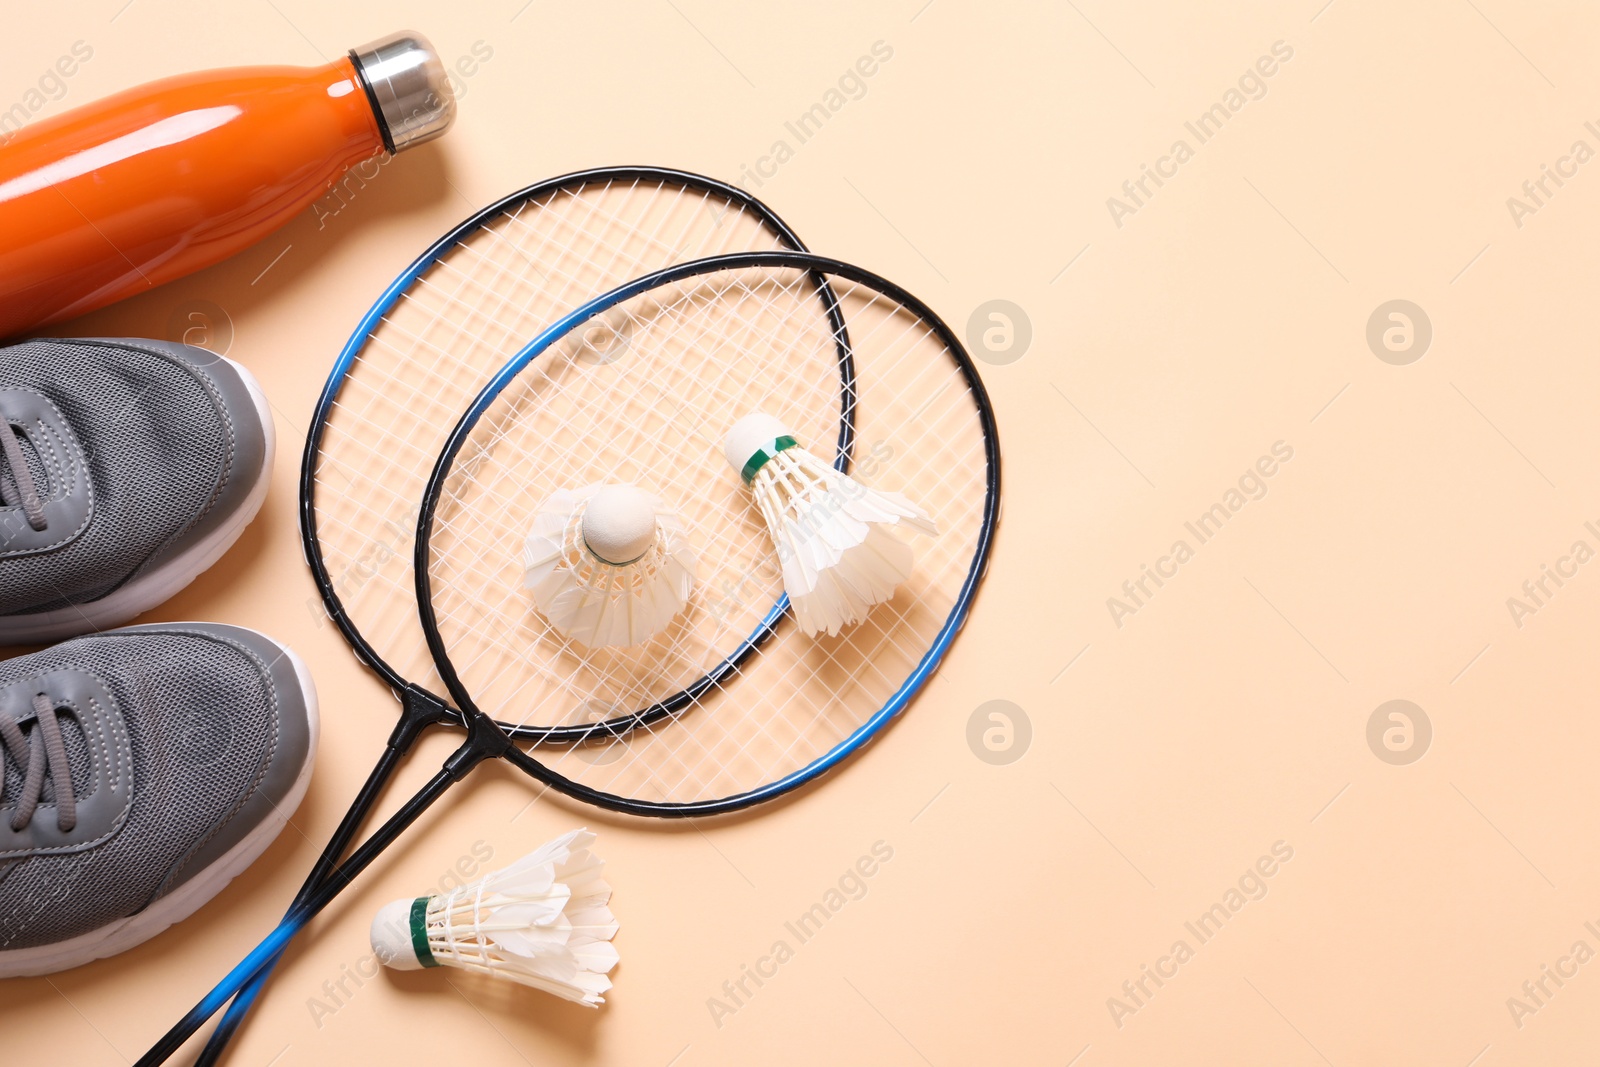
[140,249,999,1064]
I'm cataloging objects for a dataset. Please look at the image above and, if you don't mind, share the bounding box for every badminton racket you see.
[187,166,834,1065]
[143,249,999,1063]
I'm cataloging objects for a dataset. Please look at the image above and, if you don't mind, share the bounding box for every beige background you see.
[4,0,1599,1063]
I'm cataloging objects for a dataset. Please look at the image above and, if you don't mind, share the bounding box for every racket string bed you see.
[417,253,994,809]
[316,177,801,702]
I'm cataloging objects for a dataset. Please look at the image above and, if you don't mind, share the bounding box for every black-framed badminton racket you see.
[141,249,999,1064]
[183,166,840,1065]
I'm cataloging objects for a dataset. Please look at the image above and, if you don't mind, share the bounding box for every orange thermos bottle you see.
[0,31,455,339]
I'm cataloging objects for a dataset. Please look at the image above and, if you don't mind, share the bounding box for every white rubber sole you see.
[0,634,319,978]
[0,356,276,645]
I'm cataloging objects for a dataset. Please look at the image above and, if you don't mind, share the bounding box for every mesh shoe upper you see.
[0,625,312,951]
[0,339,254,615]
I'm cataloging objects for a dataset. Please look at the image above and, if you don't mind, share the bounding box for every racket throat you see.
[443,709,514,780]
[387,685,461,751]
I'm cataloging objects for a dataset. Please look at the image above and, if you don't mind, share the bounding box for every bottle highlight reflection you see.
[0,30,455,339]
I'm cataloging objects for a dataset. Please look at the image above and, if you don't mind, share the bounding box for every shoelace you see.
[0,695,77,832]
[0,422,46,531]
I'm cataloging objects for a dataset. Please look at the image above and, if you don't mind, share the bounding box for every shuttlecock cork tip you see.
[371,897,427,971]
[582,484,658,565]
[725,413,795,482]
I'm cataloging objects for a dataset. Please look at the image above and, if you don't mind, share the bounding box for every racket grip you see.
[0,31,453,340]
[193,729,427,1064]
[194,957,276,1067]
[136,763,462,1067]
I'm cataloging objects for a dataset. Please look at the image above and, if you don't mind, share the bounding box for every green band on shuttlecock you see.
[409,896,439,968]
[740,435,797,484]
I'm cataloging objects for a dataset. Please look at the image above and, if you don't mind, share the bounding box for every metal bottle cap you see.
[349,31,456,154]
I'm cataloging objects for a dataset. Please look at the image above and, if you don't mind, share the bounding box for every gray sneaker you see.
[0,622,317,976]
[0,338,274,643]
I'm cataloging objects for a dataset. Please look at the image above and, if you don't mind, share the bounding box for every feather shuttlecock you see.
[369,829,619,1007]
[522,482,697,647]
[724,413,937,636]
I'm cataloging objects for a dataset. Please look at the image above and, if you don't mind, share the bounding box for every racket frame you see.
[299,165,846,742]
[415,249,1002,817]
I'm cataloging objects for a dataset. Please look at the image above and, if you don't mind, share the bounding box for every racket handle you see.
[0,31,453,340]
[138,707,514,1067]
[193,958,274,1067]
[135,763,461,1067]
[193,697,451,1064]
